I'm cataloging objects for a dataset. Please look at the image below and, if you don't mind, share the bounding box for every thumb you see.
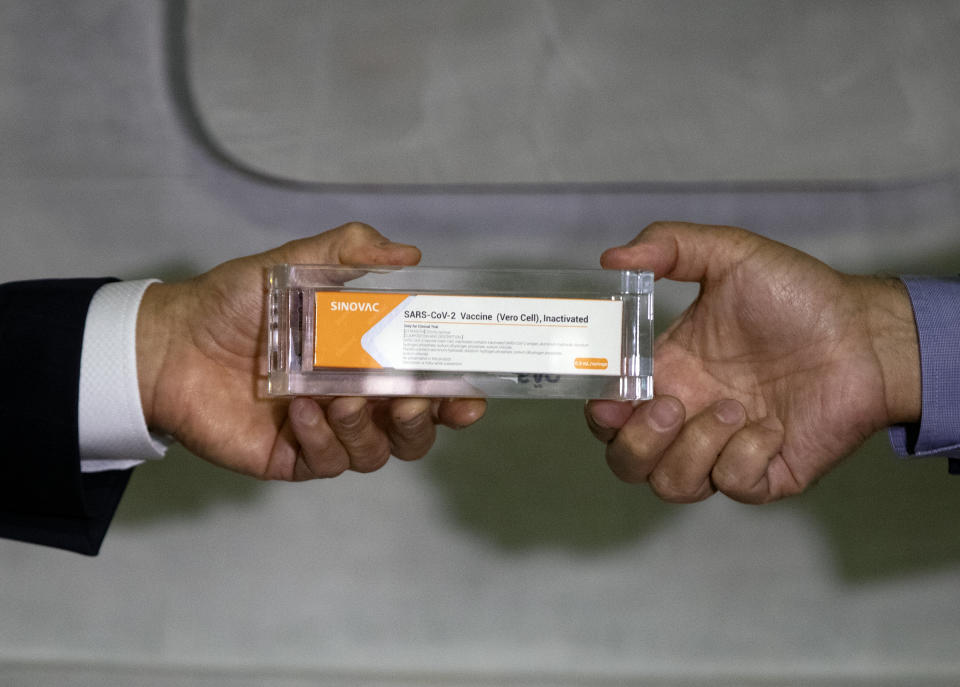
[600,221,757,283]
[267,222,421,269]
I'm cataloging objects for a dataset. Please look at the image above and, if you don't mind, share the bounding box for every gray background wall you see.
[2,2,960,685]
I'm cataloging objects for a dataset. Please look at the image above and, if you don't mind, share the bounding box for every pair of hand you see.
[137,221,921,504]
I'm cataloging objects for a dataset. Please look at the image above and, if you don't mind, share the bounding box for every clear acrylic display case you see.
[268,265,653,400]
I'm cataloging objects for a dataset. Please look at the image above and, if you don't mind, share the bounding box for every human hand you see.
[135,222,486,481]
[585,222,920,504]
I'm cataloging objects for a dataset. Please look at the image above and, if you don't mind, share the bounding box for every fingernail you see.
[336,397,367,426]
[460,400,486,425]
[395,398,430,426]
[648,398,681,431]
[589,402,631,429]
[446,399,486,430]
[293,399,321,428]
[714,399,745,425]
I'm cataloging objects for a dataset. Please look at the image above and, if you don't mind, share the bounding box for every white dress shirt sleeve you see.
[79,280,172,473]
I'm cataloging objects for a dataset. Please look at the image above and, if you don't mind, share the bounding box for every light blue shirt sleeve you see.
[888,276,960,469]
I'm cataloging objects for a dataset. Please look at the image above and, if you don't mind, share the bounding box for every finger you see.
[584,400,635,443]
[386,398,437,461]
[605,396,685,484]
[434,398,487,429]
[648,399,746,503]
[288,397,351,479]
[326,397,392,473]
[267,221,421,270]
[333,221,422,267]
[600,221,757,282]
[711,415,786,504]
[265,412,301,481]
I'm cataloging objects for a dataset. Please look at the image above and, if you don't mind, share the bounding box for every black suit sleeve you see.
[0,278,132,555]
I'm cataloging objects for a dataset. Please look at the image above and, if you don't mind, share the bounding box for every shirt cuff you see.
[79,280,172,473]
[888,276,960,459]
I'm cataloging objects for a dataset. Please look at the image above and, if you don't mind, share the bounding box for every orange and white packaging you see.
[313,291,623,376]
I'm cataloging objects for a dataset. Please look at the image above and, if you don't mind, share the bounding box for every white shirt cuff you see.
[79,280,172,473]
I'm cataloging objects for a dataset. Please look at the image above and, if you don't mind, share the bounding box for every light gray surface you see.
[2,1,960,685]
[4,661,960,687]
[188,0,960,184]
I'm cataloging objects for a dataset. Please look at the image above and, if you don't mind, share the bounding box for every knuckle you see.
[710,465,740,493]
[606,456,646,484]
[315,460,349,479]
[334,423,365,445]
[330,410,368,441]
[351,448,392,474]
[605,424,673,484]
[778,480,807,500]
[773,463,816,501]
[303,427,337,455]
[738,485,778,505]
[341,221,373,239]
[686,432,719,461]
[300,445,349,479]
[649,469,701,503]
[725,490,764,506]
[648,470,680,501]
[391,434,434,462]
[644,220,670,233]
[617,427,657,463]
[584,409,618,443]
[393,444,429,462]
[736,436,764,460]
[346,436,386,461]
[605,441,653,484]
[393,414,431,439]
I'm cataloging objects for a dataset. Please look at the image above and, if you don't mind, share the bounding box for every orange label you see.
[574,357,608,370]
[314,292,409,369]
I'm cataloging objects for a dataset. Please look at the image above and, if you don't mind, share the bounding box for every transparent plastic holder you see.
[267,265,653,400]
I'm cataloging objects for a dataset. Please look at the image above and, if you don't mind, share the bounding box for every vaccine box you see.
[267,265,653,400]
